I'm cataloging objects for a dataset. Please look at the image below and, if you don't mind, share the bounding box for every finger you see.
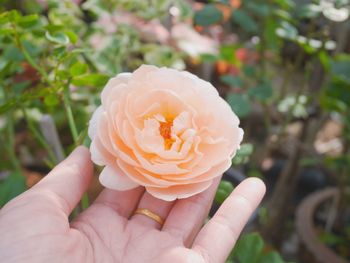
[93,187,144,218]
[162,178,220,246]
[130,192,174,229]
[32,146,93,216]
[192,178,266,263]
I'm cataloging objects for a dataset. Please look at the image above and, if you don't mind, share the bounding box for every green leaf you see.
[220,180,234,192]
[274,9,293,21]
[248,83,273,101]
[319,51,331,72]
[237,143,254,157]
[23,40,40,57]
[246,2,271,17]
[0,172,27,207]
[194,5,223,26]
[0,12,10,25]
[200,53,218,62]
[242,65,256,77]
[260,252,287,263]
[0,27,15,35]
[56,70,69,80]
[45,24,64,33]
[72,74,109,87]
[4,10,20,23]
[215,189,229,204]
[17,14,39,28]
[324,79,350,108]
[232,143,254,165]
[264,17,280,50]
[274,0,295,9]
[220,45,240,64]
[3,46,24,61]
[64,30,78,44]
[45,31,70,45]
[69,62,88,77]
[220,75,243,87]
[52,46,66,59]
[233,233,264,263]
[331,55,350,83]
[226,94,251,117]
[319,92,347,113]
[44,93,60,106]
[231,10,258,33]
[215,181,234,204]
[0,100,17,114]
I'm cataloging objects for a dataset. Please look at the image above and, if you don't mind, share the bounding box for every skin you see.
[0,146,265,263]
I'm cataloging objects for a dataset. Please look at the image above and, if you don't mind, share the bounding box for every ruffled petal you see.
[88,106,103,140]
[146,180,213,201]
[99,165,139,191]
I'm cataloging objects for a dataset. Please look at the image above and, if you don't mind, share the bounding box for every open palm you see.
[0,147,265,263]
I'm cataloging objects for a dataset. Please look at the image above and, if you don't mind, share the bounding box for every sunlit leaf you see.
[44,93,60,106]
[45,31,70,45]
[72,74,109,87]
[69,62,88,77]
[17,14,39,28]
[64,30,78,44]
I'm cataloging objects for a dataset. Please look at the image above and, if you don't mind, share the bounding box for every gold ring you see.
[133,208,164,225]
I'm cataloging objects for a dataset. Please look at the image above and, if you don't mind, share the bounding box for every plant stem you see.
[63,82,79,144]
[62,81,90,210]
[3,87,21,173]
[11,22,48,80]
[22,108,57,166]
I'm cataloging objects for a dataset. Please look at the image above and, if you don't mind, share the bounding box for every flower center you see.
[159,120,174,150]
[159,121,172,139]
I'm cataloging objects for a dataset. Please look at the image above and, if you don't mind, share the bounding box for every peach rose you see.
[88,65,243,201]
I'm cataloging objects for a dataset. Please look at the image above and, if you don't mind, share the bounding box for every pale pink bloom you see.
[171,24,219,58]
[89,33,111,51]
[88,65,243,201]
[95,11,170,43]
[135,19,170,44]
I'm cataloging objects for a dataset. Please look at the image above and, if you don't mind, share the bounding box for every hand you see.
[0,146,265,263]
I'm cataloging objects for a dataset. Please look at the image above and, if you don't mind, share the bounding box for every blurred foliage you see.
[1,0,350,261]
[0,0,186,207]
[228,233,289,263]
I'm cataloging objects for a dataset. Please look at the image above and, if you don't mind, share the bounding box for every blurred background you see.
[0,0,349,262]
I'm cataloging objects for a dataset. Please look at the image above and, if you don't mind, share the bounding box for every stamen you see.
[159,121,172,140]
[159,120,174,150]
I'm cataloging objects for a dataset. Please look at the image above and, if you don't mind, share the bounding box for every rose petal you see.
[146,180,213,201]
[88,106,103,140]
[99,165,139,191]
[101,73,131,106]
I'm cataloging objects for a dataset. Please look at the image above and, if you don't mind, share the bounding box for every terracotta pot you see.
[296,188,349,263]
